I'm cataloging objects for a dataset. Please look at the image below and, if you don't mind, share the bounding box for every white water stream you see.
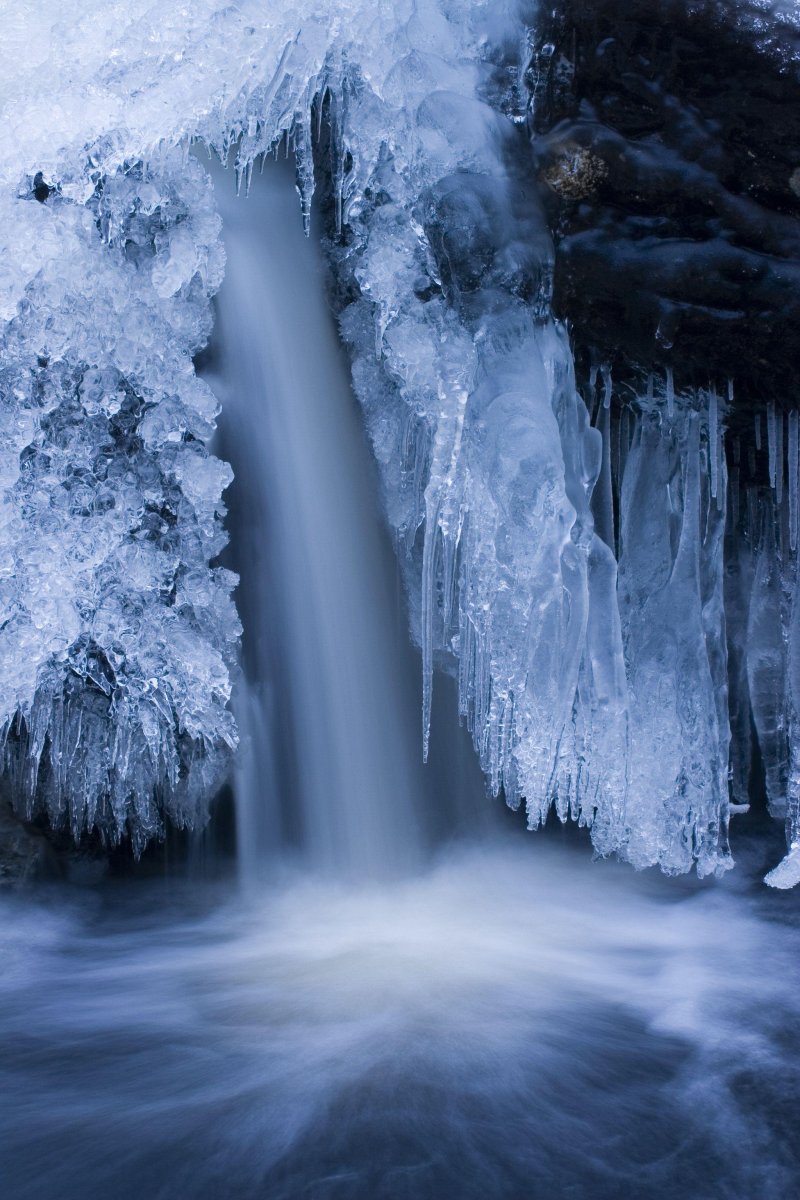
[211,158,425,882]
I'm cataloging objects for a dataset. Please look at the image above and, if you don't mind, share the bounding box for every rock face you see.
[0,796,55,884]
[529,0,800,406]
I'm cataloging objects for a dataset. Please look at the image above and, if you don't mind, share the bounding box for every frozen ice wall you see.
[0,0,796,881]
[315,3,799,884]
[0,143,240,850]
[314,6,634,861]
[327,6,736,877]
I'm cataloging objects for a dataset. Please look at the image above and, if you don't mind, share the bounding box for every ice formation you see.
[0,0,797,881]
[0,7,252,848]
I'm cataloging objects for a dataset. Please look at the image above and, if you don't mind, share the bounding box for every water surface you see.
[2,832,798,1199]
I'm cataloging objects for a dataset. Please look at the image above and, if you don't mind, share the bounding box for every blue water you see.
[1,826,799,1200]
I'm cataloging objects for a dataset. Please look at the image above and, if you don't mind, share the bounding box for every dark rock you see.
[529,0,800,403]
[0,797,58,885]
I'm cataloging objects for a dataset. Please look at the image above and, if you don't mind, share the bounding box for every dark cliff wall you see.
[529,0,800,416]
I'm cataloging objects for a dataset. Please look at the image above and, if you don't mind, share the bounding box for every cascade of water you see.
[209,158,425,882]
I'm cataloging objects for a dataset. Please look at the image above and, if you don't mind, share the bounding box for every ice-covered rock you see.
[0,39,246,847]
[765,845,800,890]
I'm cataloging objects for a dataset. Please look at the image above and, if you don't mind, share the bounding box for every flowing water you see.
[2,161,800,1200]
[1,832,800,1199]
[209,156,426,882]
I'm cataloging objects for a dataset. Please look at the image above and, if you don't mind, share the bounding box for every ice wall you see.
[0,148,239,850]
[326,8,735,876]
[0,0,796,880]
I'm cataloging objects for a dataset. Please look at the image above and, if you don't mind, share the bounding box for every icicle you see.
[747,506,788,818]
[594,392,614,550]
[587,363,598,423]
[602,364,612,409]
[666,366,674,417]
[709,389,719,500]
[768,402,777,488]
[316,86,326,141]
[751,486,760,543]
[790,410,799,551]
[440,525,462,634]
[755,412,762,451]
[420,511,438,762]
[732,460,740,529]
[777,409,785,506]
[748,444,757,478]
[646,373,654,407]
[619,406,631,484]
[747,486,758,544]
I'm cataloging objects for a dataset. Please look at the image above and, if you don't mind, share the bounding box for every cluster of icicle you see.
[729,403,800,887]
[0,0,796,881]
[319,0,798,884]
[323,6,739,879]
[576,378,800,888]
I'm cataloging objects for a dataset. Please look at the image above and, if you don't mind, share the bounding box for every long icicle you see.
[731,459,740,529]
[768,401,777,489]
[709,388,719,501]
[777,408,785,507]
[789,409,799,551]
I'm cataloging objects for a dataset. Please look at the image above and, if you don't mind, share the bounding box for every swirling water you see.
[1,828,799,1200]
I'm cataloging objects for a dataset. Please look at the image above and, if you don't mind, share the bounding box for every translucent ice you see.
[616,395,730,875]
[329,11,730,875]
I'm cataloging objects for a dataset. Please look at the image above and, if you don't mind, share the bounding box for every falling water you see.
[209,157,424,881]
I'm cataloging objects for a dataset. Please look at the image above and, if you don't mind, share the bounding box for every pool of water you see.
[2,830,798,1199]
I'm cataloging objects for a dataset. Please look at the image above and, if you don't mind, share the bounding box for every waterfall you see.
[209,157,424,881]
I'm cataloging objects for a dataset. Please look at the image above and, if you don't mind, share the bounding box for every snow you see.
[765,844,800,889]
